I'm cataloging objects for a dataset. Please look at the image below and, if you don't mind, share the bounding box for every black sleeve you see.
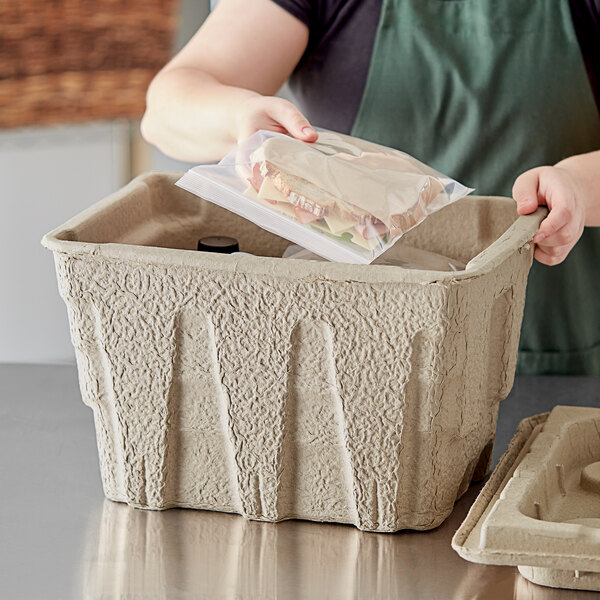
[270,0,313,28]
[269,0,332,58]
[570,0,600,113]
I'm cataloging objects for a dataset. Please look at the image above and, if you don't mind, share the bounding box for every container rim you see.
[41,171,547,285]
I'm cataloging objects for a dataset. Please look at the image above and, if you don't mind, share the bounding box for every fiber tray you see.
[453,405,600,591]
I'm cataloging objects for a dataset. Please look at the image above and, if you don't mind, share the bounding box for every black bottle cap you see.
[197,236,240,254]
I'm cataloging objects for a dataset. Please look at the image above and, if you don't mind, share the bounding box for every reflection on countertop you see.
[79,481,600,599]
[81,488,515,600]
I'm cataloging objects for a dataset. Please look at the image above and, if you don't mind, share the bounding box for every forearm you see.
[555,150,600,226]
[141,67,259,163]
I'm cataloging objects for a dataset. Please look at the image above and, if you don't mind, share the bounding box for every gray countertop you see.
[1,364,599,600]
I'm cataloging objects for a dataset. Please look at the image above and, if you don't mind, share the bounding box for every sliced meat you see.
[248,162,264,193]
[354,221,389,240]
[293,206,322,224]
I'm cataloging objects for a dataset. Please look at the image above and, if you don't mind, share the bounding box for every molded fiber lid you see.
[453,406,600,591]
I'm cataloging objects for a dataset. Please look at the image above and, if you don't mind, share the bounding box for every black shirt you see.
[272,0,600,132]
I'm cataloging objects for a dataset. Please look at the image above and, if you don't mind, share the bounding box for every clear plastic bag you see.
[176,129,473,264]
[282,244,467,271]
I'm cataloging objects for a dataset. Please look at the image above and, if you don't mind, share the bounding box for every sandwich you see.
[240,131,447,252]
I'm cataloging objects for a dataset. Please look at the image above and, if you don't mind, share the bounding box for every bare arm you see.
[555,150,600,226]
[141,0,315,162]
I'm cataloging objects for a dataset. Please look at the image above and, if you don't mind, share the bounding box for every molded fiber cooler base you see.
[42,172,544,532]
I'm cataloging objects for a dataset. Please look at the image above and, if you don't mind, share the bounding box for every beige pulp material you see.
[42,172,544,532]
[453,406,600,591]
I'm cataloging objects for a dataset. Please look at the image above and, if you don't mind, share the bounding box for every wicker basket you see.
[0,0,179,128]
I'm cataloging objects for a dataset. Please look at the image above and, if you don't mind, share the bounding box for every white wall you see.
[0,122,130,363]
[0,0,210,364]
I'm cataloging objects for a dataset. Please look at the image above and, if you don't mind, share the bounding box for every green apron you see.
[351,0,600,375]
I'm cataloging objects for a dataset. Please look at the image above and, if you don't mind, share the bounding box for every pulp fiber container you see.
[42,172,544,532]
[454,406,600,592]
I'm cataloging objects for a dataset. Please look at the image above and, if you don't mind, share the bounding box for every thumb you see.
[512,169,542,215]
[268,99,318,142]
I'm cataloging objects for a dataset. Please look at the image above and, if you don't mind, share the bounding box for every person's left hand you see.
[512,166,587,266]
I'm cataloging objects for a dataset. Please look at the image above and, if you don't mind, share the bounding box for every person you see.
[141,0,600,375]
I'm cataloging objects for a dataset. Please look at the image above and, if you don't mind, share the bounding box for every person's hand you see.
[512,166,587,266]
[236,95,318,144]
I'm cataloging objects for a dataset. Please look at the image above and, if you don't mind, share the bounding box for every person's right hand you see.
[236,95,318,144]
[142,0,312,161]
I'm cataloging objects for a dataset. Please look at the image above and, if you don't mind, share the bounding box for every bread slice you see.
[262,162,337,218]
[248,133,446,239]
[262,162,384,226]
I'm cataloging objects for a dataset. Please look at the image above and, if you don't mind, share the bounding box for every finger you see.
[238,121,286,143]
[534,219,583,247]
[533,202,574,243]
[512,169,542,215]
[534,245,570,266]
[268,100,318,142]
[535,240,574,257]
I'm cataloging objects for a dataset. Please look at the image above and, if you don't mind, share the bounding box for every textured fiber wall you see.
[43,173,543,531]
